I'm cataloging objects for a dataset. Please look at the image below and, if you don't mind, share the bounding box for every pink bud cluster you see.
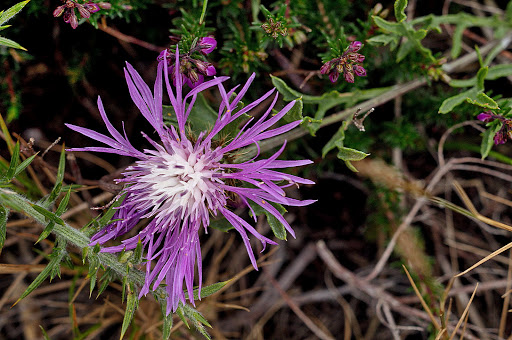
[53,0,110,29]
[321,41,367,83]
[158,37,217,88]
[477,111,512,145]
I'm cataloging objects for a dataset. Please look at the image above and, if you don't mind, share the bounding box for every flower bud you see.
[353,65,366,77]
[347,41,362,53]
[320,61,332,74]
[85,3,101,13]
[76,3,90,19]
[477,111,495,123]
[329,70,339,83]
[53,5,66,17]
[494,129,506,145]
[98,2,112,9]
[198,37,217,54]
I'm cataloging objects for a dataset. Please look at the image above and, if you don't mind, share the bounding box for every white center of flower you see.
[128,145,225,224]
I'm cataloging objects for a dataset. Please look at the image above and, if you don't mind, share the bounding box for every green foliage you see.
[249,200,288,240]
[0,0,30,50]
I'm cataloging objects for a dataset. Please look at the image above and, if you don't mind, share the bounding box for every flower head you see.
[53,0,103,29]
[321,40,367,84]
[158,38,218,89]
[477,110,512,145]
[66,48,314,313]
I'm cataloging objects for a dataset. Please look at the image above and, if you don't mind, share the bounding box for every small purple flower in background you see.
[477,111,512,145]
[321,41,367,83]
[66,47,315,313]
[53,0,107,29]
[158,37,217,89]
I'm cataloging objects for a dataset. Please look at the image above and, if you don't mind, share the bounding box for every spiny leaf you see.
[176,306,189,328]
[12,154,37,180]
[37,188,72,244]
[31,204,65,226]
[120,283,139,340]
[13,247,67,306]
[161,303,174,340]
[184,281,229,301]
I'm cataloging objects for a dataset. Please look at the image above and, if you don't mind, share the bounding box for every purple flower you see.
[477,111,494,123]
[198,37,217,55]
[53,0,104,29]
[321,41,366,84]
[66,48,315,314]
[158,44,217,89]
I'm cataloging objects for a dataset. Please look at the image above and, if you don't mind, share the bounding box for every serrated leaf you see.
[476,66,489,90]
[0,0,30,26]
[0,205,8,255]
[394,0,408,22]
[0,36,26,50]
[97,268,116,297]
[182,304,212,339]
[480,122,501,160]
[120,283,139,340]
[337,147,370,162]
[438,88,479,114]
[37,188,72,244]
[132,238,143,264]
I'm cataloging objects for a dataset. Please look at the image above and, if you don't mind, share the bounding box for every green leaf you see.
[182,304,211,339]
[39,325,51,340]
[120,283,139,340]
[394,0,408,22]
[249,200,288,240]
[322,125,345,158]
[0,36,26,50]
[337,147,370,162]
[186,93,218,132]
[480,122,501,159]
[282,98,303,123]
[450,23,466,59]
[476,66,489,90]
[12,154,37,180]
[209,217,234,232]
[37,188,72,244]
[466,92,499,110]
[372,16,403,35]
[14,246,67,305]
[4,141,20,181]
[0,0,30,26]
[185,281,229,300]
[0,204,8,255]
[42,145,66,208]
[176,306,189,328]
[31,204,65,226]
[367,34,398,46]
[438,88,479,114]
[161,303,174,340]
[396,40,415,62]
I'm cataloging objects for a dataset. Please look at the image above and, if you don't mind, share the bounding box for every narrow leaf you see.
[0,36,26,50]
[5,141,20,181]
[0,0,30,26]
[0,205,8,255]
[480,122,501,160]
[120,283,139,340]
